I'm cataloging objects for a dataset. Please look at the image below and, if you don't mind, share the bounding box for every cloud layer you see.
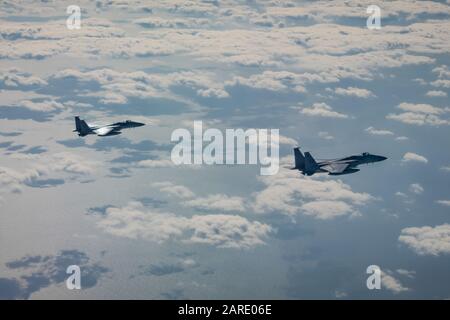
[97,202,273,249]
[399,224,450,256]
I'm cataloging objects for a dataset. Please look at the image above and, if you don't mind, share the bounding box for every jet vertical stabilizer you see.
[304,152,319,175]
[293,147,305,170]
[74,116,92,136]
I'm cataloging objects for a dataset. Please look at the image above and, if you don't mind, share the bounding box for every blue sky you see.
[0,0,450,299]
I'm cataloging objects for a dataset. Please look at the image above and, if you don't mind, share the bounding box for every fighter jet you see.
[290,147,387,176]
[73,116,145,137]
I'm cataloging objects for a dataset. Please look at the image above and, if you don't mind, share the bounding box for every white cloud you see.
[0,68,47,88]
[51,68,228,103]
[0,4,447,103]
[12,99,65,112]
[247,132,297,157]
[142,156,371,221]
[49,152,98,175]
[152,181,195,199]
[431,79,450,88]
[399,224,450,256]
[197,88,229,98]
[409,183,424,195]
[365,127,394,136]
[96,92,128,105]
[300,102,348,119]
[138,157,202,170]
[426,90,447,98]
[436,200,450,207]
[227,71,310,93]
[395,192,408,198]
[133,17,211,29]
[397,103,447,115]
[97,201,273,249]
[186,214,273,249]
[335,87,375,98]
[266,1,450,23]
[0,40,67,60]
[387,103,450,126]
[185,194,246,212]
[194,18,449,84]
[0,2,448,91]
[413,78,427,85]
[0,18,124,41]
[0,152,98,198]
[277,134,298,146]
[301,200,357,220]
[432,65,450,79]
[0,166,44,194]
[381,270,410,294]
[0,18,179,59]
[318,131,334,140]
[402,152,428,164]
[441,166,450,173]
[138,159,177,168]
[396,269,416,279]
[251,163,373,219]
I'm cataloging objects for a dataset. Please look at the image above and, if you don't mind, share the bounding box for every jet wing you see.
[94,126,120,136]
[320,162,351,174]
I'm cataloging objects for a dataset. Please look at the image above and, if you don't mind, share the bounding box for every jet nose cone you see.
[136,122,145,127]
[378,156,387,162]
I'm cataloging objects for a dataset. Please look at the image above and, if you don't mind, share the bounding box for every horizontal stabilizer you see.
[328,168,359,175]
[321,162,350,174]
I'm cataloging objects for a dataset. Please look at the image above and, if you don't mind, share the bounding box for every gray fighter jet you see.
[291,147,387,176]
[73,116,145,137]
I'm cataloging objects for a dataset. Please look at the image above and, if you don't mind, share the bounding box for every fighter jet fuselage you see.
[291,147,387,176]
[73,116,145,137]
